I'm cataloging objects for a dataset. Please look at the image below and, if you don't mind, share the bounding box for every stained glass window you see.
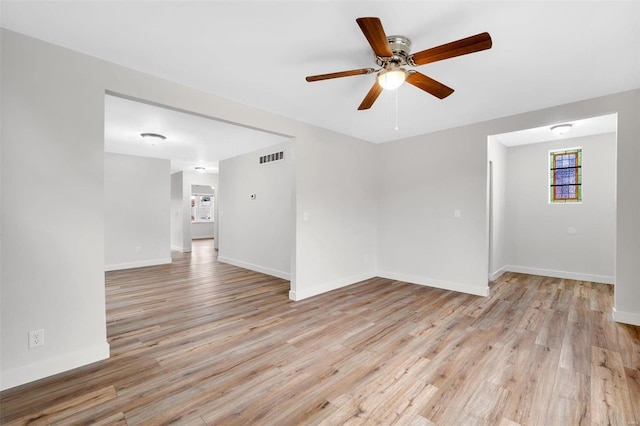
[549,148,582,203]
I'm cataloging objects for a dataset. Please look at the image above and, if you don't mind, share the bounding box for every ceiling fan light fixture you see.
[550,124,573,135]
[140,132,166,145]
[305,17,492,110]
[377,68,406,90]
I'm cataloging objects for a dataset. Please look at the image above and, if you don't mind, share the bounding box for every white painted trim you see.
[1,342,110,391]
[505,265,614,284]
[377,271,490,297]
[290,273,376,301]
[217,256,290,280]
[105,258,172,272]
[171,245,190,253]
[489,267,507,281]
[612,308,640,326]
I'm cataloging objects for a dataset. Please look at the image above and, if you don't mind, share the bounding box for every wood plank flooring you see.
[1,239,639,425]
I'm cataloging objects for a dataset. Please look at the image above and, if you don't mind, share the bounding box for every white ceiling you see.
[492,113,618,147]
[104,94,290,173]
[2,1,639,145]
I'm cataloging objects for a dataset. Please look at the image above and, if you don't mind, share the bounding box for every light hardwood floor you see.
[1,239,639,425]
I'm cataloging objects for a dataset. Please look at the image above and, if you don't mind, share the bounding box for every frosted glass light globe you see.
[377,69,406,90]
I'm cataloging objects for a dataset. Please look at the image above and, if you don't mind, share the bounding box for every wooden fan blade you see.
[409,32,492,66]
[358,81,383,110]
[406,72,454,99]
[356,17,393,58]
[306,68,375,82]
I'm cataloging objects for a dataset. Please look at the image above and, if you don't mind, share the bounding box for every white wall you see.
[488,138,508,280]
[170,172,184,251]
[218,141,293,280]
[191,223,214,240]
[503,133,616,283]
[377,126,491,296]
[1,30,110,390]
[293,131,378,300]
[104,153,171,271]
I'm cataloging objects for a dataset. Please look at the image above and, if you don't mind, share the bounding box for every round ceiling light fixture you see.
[140,132,166,145]
[195,166,206,172]
[550,124,573,135]
[377,68,407,90]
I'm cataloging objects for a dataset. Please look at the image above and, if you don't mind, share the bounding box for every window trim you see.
[549,147,582,204]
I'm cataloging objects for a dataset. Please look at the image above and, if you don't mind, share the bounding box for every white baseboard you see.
[105,257,172,272]
[289,272,376,301]
[217,256,290,281]
[171,245,191,253]
[489,267,507,281]
[377,270,489,297]
[1,342,110,391]
[612,307,640,326]
[505,265,614,284]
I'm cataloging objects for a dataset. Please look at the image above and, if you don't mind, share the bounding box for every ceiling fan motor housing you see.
[375,35,412,69]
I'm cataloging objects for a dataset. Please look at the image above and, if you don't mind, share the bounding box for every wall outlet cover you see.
[28,329,45,348]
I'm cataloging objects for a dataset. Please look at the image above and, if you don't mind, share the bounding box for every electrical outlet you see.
[29,329,45,348]
[135,246,142,253]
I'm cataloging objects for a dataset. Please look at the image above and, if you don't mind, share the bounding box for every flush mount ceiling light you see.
[377,68,407,90]
[140,132,166,145]
[550,124,573,135]
[195,166,206,172]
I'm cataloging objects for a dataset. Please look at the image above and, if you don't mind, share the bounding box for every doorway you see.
[487,113,617,284]
[104,92,293,271]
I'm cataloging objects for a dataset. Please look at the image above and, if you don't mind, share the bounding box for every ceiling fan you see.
[306,17,492,110]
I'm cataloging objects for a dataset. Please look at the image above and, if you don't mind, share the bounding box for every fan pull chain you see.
[395,89,399,130]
